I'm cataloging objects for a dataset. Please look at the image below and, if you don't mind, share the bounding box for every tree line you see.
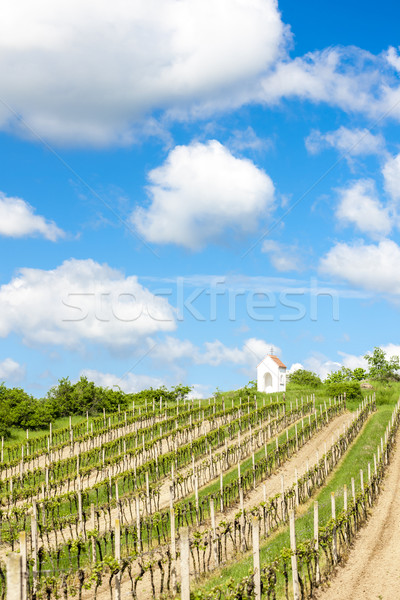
[288,346,400,399]
[0,377,192,437]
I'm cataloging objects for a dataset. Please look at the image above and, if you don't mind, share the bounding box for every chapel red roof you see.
[257,354,286,369]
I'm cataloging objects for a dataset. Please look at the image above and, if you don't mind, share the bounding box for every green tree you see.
[287,369,322,388]
[352,367,367,381]
[325,367,353,383]
[364,347,400,382]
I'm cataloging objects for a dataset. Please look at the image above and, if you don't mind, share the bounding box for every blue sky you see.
[1,0,400,397]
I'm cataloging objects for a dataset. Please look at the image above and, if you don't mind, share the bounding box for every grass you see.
[4,415,88,447]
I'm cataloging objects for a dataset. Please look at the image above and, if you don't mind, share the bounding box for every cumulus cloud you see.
[259,46,400,121]
[81,367,208,398]
[303,356,342,380]
[383,153,400,203]
[153,336,280,369]
[81,369,165,393]
[319,239,400,295]
[227,126,274,154]
[287,362,303,374]
[335,180,392,237]
[0,259,176,348]
[132,141,275,249]
[0,192,64,240]
[337,351,369,371]
[262,240,303,271]
[0,358,26,383]
[195,338,281,367]
[380,343,400,360]
[2,2,400,147]
[151,337,197,363]
[305,126,386,157]
[293,352,367,380]
[0,0,288,145]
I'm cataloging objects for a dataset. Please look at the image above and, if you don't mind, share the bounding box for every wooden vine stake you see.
[169,486,177,595]
[135,497,141,553]
[78,487,83,534]
[115,519,121,600]
[19,531,27,600]
[90,503,96,563]
[210,497,219,567]
[220,468,224,512]
[314,501,320,584]
[331,492,337,564]
[6,553,22,600]
[240,487,246,553]
[252,517,261,600]
[180,527,191,600]
[31,501,38,591]
[289,509,300,600]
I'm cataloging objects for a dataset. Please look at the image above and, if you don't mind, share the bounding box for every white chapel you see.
[257,353,287,394]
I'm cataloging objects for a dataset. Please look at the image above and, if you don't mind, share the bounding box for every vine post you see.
[180,527,190,600]
[19,531,27,600]
[6,553,22,600]
[136,497,141,553]
[115,518,121,600]
[32,501,38,591]
[314,501,320,584]
[281,474,285,521]
[331,492,337,564]
[252,517,261,600]
[289,509,300,600]
[219,468,224,512]
[210,498,219,567]
[90,503,96,563]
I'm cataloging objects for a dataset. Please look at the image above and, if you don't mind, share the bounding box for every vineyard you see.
[1,386,398,599]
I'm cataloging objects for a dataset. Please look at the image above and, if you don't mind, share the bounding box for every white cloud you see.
[259,46,400,123]
[0,0,288,145]
[81,367,209,398]
[81,369,165,393]
[303,356,342,380]
[0,259,176,348]
[383,153,400,203]
[337,351,369,371]
[227,126,274,154]
[386,47,400,72]
[2,3,400,148]
[132,141,275,249]
[0,358,26,383]
[262,240,304,272]
[0,192,64,240]
[305,126,386,157]
[319,240,400,295]
[287,362,303,374]
[195,337,281,367]
[188,384,209,400]
[335,180,392,237]
[151,337,197,363]
[152,336,280,369]
[380,344,400,360]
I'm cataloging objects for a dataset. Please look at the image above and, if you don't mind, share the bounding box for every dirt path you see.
[316,427,400,600]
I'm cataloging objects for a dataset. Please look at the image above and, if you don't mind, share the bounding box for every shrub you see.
[325,381,363,402]
[287,369,322,388]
